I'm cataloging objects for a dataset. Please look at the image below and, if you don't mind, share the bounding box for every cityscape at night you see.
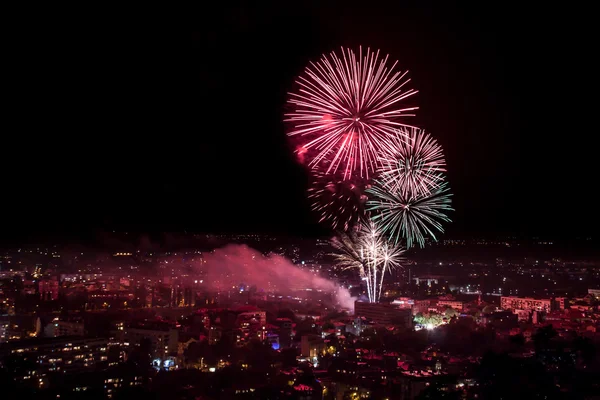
[1,234,598,399]
[2,2,598,400]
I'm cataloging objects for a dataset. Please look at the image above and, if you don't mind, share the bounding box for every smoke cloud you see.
[198,244,355,311]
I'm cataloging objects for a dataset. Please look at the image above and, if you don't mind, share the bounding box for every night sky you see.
[3,3,596,243]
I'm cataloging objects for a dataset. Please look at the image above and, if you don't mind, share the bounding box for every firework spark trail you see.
[379,127,446,197]
[307,167,370,231]
[332,220,404,303]
[286,47,418,180]
[366,181,453,249]
[377,240,402,301]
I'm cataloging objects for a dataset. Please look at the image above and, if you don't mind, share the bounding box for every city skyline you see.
[2,5,599,398]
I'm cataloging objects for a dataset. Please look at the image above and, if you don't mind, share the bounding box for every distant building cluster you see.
[0,237,599,397]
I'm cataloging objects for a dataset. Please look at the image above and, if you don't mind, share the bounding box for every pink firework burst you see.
[285,47,418,180]
[378,127,446,197]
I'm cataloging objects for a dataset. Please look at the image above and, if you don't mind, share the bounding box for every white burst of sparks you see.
[332,220,405,303]
[378,127,446,197]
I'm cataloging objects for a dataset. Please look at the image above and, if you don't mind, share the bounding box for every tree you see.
[416,383,461,399]
[414,312,424,325]
[475,352,559,399]
[509,333,525,348]
[248,285,257,295]
[482,305,496,314]
[415,312,443,327]
[322,322,335,331]
[533,325,557,351]
[280,347,299,368]
[184,340,211,364]
[426,313,444,326]
[436,316,480,356]
[127,338,152,368]
[295,317,317,337]
[323,310,347,321]
[246,339,275,371]
[444,307,459,319]
[573,335,596,366]
[277,308,296,322]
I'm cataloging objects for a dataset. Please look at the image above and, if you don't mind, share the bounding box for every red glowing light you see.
[285,47,418,180]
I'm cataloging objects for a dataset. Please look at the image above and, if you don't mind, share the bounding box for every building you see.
[38,278,59,301]
[413,276,439,286]
[437,300,464,311]
[266,332,280,350]
[301,334,325,359]
[276,318,293,348]
[208,325,222,345]
[0,336,121,383]
[532,310,545,324]
[514,309,531,322]
[0,316,8,343]
[124,323,178,359]
[295,311,322,322]
[392,298,431,315]
[553,297,567,310]
[412,275,453,287]
[103,368,144,398]
[481,311,518,328]
[236,310,267,327]
[392,297,414,310]
[588,288,600,299]
[23,367,143,398]
[412,299,431,315]
[44,319,85,337]
[3,315,39,340]
[397,371,453,399]
[195,292,218,307]
[354,301,412,328]
[500,296,553,313]
[345,317,370,336]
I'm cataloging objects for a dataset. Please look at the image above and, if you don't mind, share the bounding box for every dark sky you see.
[3,3,596,243]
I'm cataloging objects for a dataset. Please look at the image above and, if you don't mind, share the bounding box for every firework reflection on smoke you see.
[199,244,355,311]
[332,220,404,303]
[286,46,418,180]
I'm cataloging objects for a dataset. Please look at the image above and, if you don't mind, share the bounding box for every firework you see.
[286,47,418,180]
[379,127,446,197]
[332,220,405,303]
[308,168,370,231]
[366,181,453,249]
